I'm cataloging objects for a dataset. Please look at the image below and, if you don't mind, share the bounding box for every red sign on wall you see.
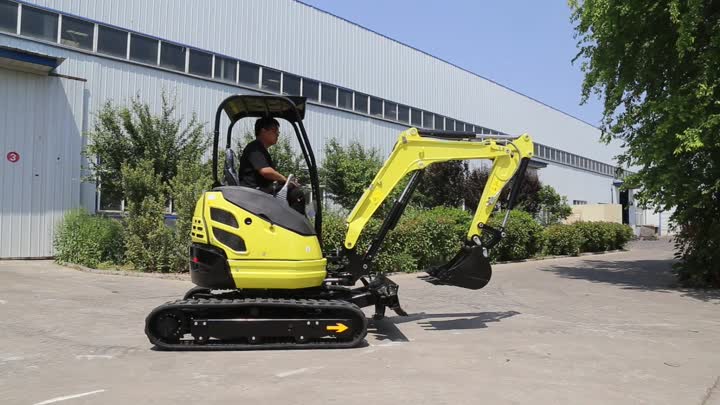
[6,151,20,163]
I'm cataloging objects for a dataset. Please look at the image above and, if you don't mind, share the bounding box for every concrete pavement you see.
[1,238,719,405]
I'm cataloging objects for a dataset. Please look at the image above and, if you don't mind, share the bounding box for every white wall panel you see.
[22,0,622,163]
[0,68,84,258]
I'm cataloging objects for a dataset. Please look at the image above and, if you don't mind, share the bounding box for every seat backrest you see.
[224,148,239,186]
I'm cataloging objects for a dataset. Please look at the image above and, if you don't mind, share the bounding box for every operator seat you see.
[224,148,239,186]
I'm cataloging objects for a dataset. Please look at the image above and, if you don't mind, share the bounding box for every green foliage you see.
[85,92,208,206]
[488,210,545,262]
[320,139,382,210]
[321,207,470,273]
[543,224,584,256]
[536,185,573,226]
[463,167,543,215]
[122,160,181,272]
[414,161,469,208]
[570,0,720,286]
[54,209,125,268]
[572,221,615,252]
[543,221,632,255]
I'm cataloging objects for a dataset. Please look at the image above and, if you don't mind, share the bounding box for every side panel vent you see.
[213,228,247,252]
[210,207,239,228]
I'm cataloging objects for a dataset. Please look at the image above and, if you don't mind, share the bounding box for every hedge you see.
[488,210,545,262]
[544,221,634,256]
[54,209,125,268]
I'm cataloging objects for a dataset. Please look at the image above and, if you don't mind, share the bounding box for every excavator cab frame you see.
[211,95,323,238]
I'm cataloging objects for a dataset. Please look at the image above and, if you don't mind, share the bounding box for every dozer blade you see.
[424,244,492,290]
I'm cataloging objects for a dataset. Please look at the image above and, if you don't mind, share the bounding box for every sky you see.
[298,0,603,126]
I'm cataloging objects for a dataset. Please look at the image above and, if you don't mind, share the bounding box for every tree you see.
[320,139,382,211]
[463,167,543,214]
[570,0,720,287]
[85,92,208,206]
[536,185,573,226]
[414,161,469,208]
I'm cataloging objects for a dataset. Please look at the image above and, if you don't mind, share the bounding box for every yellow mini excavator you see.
[145,95,534,350]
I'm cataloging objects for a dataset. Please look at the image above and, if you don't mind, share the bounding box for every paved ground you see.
[1,238,719,405]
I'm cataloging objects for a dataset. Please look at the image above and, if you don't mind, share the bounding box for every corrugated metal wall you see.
[0,68,84,258]
[23,0,621,162]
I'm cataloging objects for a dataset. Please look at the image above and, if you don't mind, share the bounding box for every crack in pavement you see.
[701,376,720,405]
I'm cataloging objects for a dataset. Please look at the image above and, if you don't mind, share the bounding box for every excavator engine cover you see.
[426,244,492,290]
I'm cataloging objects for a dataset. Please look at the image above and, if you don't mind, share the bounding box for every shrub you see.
[320,139,382,210]
[536,185,573,226]
[320,206,470,273]
[54,209,125,268]
[487,210,545,262]
[122,160,182,272]
[543,224,584,256]
[573,221,615,252]
[608,222,634,250]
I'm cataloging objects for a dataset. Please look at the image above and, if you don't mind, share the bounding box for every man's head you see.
[255,117,280,147]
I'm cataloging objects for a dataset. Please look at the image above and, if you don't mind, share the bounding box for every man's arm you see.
[258,167,287,183]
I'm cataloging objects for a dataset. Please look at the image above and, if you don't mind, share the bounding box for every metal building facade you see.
[0,0,638,258]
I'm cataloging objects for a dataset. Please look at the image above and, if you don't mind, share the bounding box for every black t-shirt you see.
[238,139,275,188]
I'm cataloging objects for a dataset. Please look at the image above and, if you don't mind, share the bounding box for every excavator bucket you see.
[424,244,492,290]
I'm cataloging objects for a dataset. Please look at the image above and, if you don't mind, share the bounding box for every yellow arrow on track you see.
[326,323,349,333]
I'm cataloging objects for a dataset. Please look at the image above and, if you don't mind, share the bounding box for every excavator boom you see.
[342,128,534,289]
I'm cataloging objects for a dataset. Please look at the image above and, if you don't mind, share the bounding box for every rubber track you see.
[145,297,368,351]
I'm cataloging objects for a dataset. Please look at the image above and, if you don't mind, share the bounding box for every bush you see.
[543,224,584,256]
[320,139,382,210]
[488,210,544,262]
[610,222,634,250]
[122,160,182,272]
[54,209,125,268]
[321,206,470,273]
[572,221,633,252]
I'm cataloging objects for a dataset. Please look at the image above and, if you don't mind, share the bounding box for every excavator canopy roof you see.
[220,95,307,125]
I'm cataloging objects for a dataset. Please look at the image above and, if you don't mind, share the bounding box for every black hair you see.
[254,117,280,137]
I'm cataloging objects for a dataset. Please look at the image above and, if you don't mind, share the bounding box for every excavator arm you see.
[340,128,534,289]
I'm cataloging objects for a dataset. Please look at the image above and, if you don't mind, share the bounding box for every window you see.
[534,144,539,156]
[434,115,444,130]
[398,105,409,123]
[60,16,94,50]
[573,200,588,205]
[238,61,259,87]
[283,74,301,95]
[410,109,422,127]
[0,0,17,33]
[338,88,352,109]
[160,42,185,72]
[354,93,368,113]
[261,68,281,92]
[468,125,476,133]
[321,84,337,106]
[369,97,383,117]
[21,6,58,42]
[97,25,127,58]
[303,79,319,101]
[384,101,397,120]
[448,119,456,131]
[214,56,236,82]
[188,49,212,77]
[424,113,434,129]
[130,34,157,64]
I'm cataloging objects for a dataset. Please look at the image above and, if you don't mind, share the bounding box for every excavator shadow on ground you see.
[368,311,521,342]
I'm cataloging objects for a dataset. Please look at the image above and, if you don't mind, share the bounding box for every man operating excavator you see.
[237,117,306,214]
